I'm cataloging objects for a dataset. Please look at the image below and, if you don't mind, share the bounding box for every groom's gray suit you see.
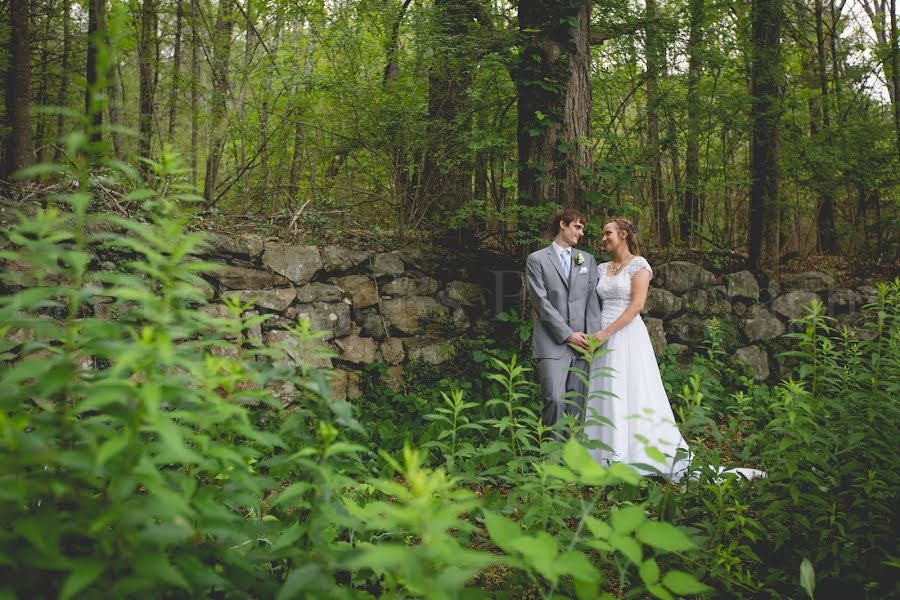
[526,244,600,428]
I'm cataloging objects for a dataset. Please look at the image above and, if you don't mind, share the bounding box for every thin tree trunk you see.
[259,18,282,199]
[106,52,123,159]
[168,0,183,143]
[53,0,72,161]
[748,0,784,271]
[891,0,900,161]
[85,0,105,144]
[34,13,52,160]
[139,0,158,174]
[289,38,316,200]
[646,0,670,247]
[190,0,201,188]
[2,0,32,179]
[517,0,592,214]
[813,0,837,252]
[682,0,705,245]
[203,0,236,203]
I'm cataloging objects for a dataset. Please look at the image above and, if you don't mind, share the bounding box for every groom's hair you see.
[550,208,587,237]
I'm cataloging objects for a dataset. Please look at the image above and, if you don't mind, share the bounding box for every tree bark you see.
[168,0,183,143]
[891,0,900,161]
[34,13,53,160]
[2,0,32,179]
[682,0,705,244]
[85,0,105,144]
[813,0,837,252]
[420,0,479,227]
[645,0,670,247]
[203,0,235,202]
[190,0,201,188]
[259,18,282,198]
[53,0,72,161]
[516,0,592,213]
[748,0,784,271]
[139,0,158,175]
[289,37,317,203]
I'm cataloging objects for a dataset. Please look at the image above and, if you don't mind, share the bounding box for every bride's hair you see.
[608,216,642,256]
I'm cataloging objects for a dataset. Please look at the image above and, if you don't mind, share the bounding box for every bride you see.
[583,217,762,482]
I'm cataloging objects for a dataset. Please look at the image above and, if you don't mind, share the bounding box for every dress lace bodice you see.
[596,256,653,324]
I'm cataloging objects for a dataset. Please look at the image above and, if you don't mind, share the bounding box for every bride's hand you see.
[593,330,609,344]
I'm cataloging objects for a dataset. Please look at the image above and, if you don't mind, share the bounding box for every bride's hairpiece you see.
[626,221,636,235]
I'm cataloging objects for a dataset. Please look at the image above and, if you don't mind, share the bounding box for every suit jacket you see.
[526,245,600,359]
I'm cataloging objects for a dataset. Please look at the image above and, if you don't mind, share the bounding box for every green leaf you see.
[483,511,523,553]
[585,516,612,539]
[639,558,661,586]
[661,570,713,595]
[557,551,600,583]
[607,462,641,485]
[611,505,645,534]
[800,558,815,599]
[97,435,130,466]
[636,521,695,553]
[59,561,104,600]
[646,583,675,600]
[609,532,642,564]
[277,563,326,600]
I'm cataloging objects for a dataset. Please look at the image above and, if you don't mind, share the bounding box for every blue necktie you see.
[561,250,571,280]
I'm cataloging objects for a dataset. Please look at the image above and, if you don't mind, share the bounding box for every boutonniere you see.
[575,253,585,266]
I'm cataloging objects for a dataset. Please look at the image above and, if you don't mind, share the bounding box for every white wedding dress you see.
[584,257,765,482]
[584,257,692,481]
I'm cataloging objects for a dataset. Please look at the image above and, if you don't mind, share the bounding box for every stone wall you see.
[194,234,494,401]
[641,262,880,381]
[90,232,883,393]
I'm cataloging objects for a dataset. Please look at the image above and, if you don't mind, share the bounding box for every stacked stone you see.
[197,234,488,400]
[644,261,877,381]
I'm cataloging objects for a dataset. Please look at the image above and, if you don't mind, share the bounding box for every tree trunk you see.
[34,13,52,161]
[748,0,784,271]
[190,0,201,188]
[682,0,705,244]
[517,0,592,213]
[259,19,282,200]
[53,0,72,162]
[85,0,105,144]
[420,0,478,227]
[645,0,670,247]
[168,0,183,143]
[203,0,235,203]
[289,38,316,201]
[106,43,124,159]
[2,0,32,179]
[891,0,900,161]
[139,0,158,175]
[813,0,837,252]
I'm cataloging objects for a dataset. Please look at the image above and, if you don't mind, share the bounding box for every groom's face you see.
[558,219,585,247]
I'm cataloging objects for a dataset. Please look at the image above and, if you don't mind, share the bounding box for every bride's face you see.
[601,223,626,253]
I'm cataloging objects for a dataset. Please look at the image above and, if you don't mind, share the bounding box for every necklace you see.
[610,254,632,275]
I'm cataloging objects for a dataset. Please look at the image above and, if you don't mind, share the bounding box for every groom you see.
[525,208,600,433]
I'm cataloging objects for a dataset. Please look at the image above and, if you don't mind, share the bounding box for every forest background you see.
[2,0,899,266]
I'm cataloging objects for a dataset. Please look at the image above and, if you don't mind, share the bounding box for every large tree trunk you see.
[681,0,705,245]
[53,0,72,162]
[138,0,158,175]
[190,0,201,188]
[2,0,32,179]
[748,0,784,271]
[203,0,235,203]
[645,0,670,247]
[85,0,105,144]
[168,0,183,143]
[420,0,478,228]
[517,0,592,213]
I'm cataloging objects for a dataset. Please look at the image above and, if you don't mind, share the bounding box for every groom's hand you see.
[566,332,590,349]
